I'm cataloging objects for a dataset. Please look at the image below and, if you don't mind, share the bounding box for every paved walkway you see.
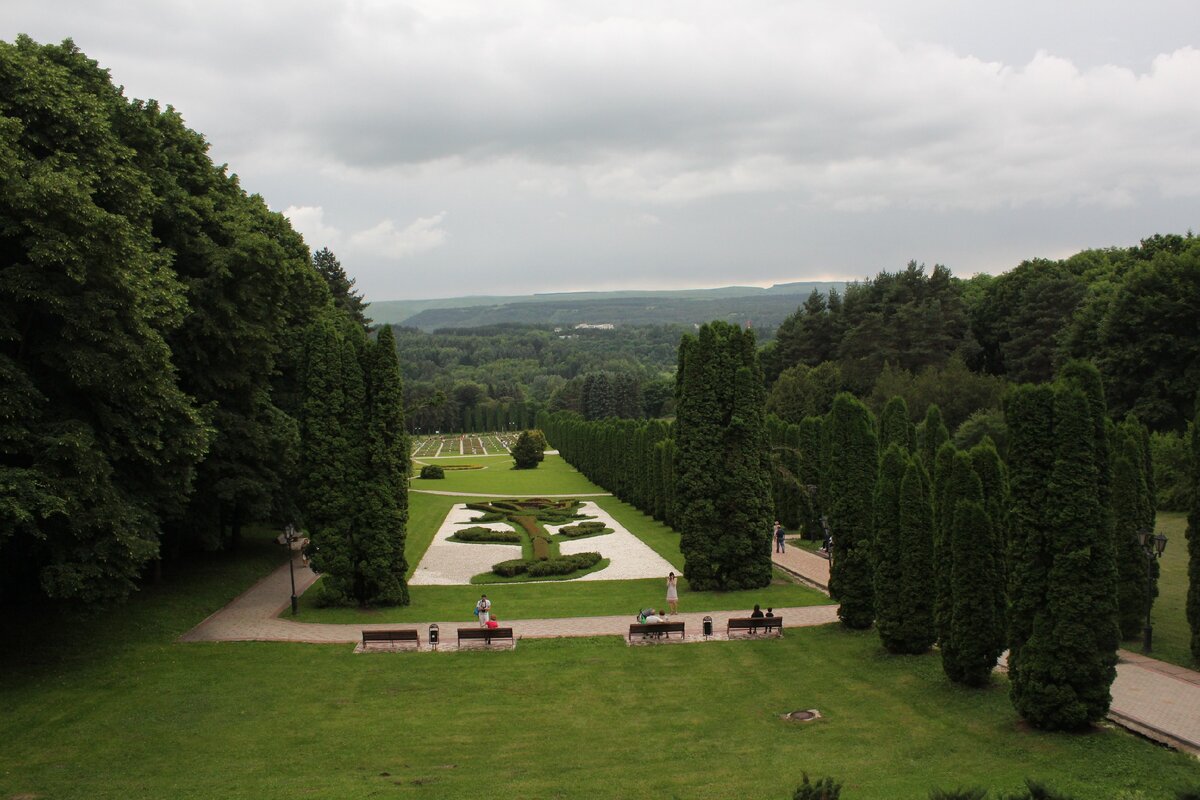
[775,537,830,590]
[180,550,837,645]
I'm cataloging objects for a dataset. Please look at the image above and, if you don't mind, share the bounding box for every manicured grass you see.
[410,453,604,495]
[1134,511,1196,669]
[2,543,1197,799]
[294,573,828,623]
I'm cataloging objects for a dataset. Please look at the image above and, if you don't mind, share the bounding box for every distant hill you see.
[369,282,846,330]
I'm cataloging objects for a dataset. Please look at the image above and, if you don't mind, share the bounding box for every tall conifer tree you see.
[880,396,914,453]
[894,460,937,653]
[674,322,773,590]
[1113,426,1153,638]
[827,393,879,628]
[1010,384,1119,729]
[1187,404,1200,663]
[970,437,1010,650]
[943,498,1002,686]
[874,444,909,650]
[919,404,950,467]
[935,451,983,647]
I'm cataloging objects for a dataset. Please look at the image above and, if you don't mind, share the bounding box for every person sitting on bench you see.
[750,604,764,633]
[485,615,500,630]
[644,610,666,624]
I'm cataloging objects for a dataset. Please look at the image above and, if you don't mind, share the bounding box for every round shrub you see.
[419,464,444,479]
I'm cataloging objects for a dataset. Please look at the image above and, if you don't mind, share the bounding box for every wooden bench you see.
[628,621,686,642]
[361,629,420,649]
[458,626,515,648]
[726,617,784,637]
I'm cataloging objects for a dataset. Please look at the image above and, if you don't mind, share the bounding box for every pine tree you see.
[674,322,773,590]
[874,444,910,651]
[879,396,914,453]
[512,431,543,469]
[312,247,370,329]
[827,393,879,628]
[1188,404,1200,663]
[893,459,937,653]
[942,499,1002,686]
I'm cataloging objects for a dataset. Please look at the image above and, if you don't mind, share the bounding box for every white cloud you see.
[348,213,448,260]
[282,205,342,249]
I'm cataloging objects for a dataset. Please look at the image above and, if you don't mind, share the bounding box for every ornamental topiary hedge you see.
[453,526,521,543]
[558,521,611,537]
[419,464,444,479]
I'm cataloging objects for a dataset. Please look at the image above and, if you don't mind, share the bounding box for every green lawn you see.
[2,536,1198,800]
[1136,511,1196,669]
[409,452,602,495]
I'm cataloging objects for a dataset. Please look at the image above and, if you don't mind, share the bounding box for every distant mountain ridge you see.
[368,281,847,330]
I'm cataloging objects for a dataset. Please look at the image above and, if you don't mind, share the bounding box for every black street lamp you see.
[284,523,299,616]
[1136,528,1168,653]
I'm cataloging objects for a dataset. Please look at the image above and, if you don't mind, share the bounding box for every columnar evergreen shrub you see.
[1112,425,1153,638]
[919,404,950,467]
[970,437,1009,651]
[827,393,879,628]
[942,499,1002,686]
[1189,404,1200,663]
[1010,384,1118,729]
[879,396,914,452]
[873,444,909,651]
[674,322,774,591]
[793,774,841,800]
[893,459,937,653]
[935,450,983,648]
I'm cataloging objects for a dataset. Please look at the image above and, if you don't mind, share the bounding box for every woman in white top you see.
[666,572,679,615]
[475,594,491,627]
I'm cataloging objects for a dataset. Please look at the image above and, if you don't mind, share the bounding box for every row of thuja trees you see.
[541,320,1189,730]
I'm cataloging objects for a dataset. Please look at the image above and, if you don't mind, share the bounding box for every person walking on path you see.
[773,521,785,554]
[666,572,679,615]
[475,594,491,627]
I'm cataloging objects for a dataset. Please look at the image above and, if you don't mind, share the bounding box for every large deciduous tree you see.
[827,392,878,628]
[0,37,210,602]
[674,322,773,591]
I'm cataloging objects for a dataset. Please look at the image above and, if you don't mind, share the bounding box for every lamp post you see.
[284,523,299,616]
[1136,528,1168,653]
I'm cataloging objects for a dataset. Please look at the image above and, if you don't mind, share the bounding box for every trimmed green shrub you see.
[532,537,551,560]
[526,552,602,577]
[469,512,506,523]
[452,526,520,543]
[491,559,529,577]
[419,464,445,479]
[559,522,611,537]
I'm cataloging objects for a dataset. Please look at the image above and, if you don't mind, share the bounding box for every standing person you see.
[666,571,679,615]
[773,520,785,553]
[475,594,491,627]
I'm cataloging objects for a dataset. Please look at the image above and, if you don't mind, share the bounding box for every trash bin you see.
[429,623,439,648]
[702,616,713,639]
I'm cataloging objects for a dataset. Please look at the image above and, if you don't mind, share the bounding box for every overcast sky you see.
[7,2,1200,301]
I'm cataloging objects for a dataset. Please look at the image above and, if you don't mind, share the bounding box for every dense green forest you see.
[0,37,403,606]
